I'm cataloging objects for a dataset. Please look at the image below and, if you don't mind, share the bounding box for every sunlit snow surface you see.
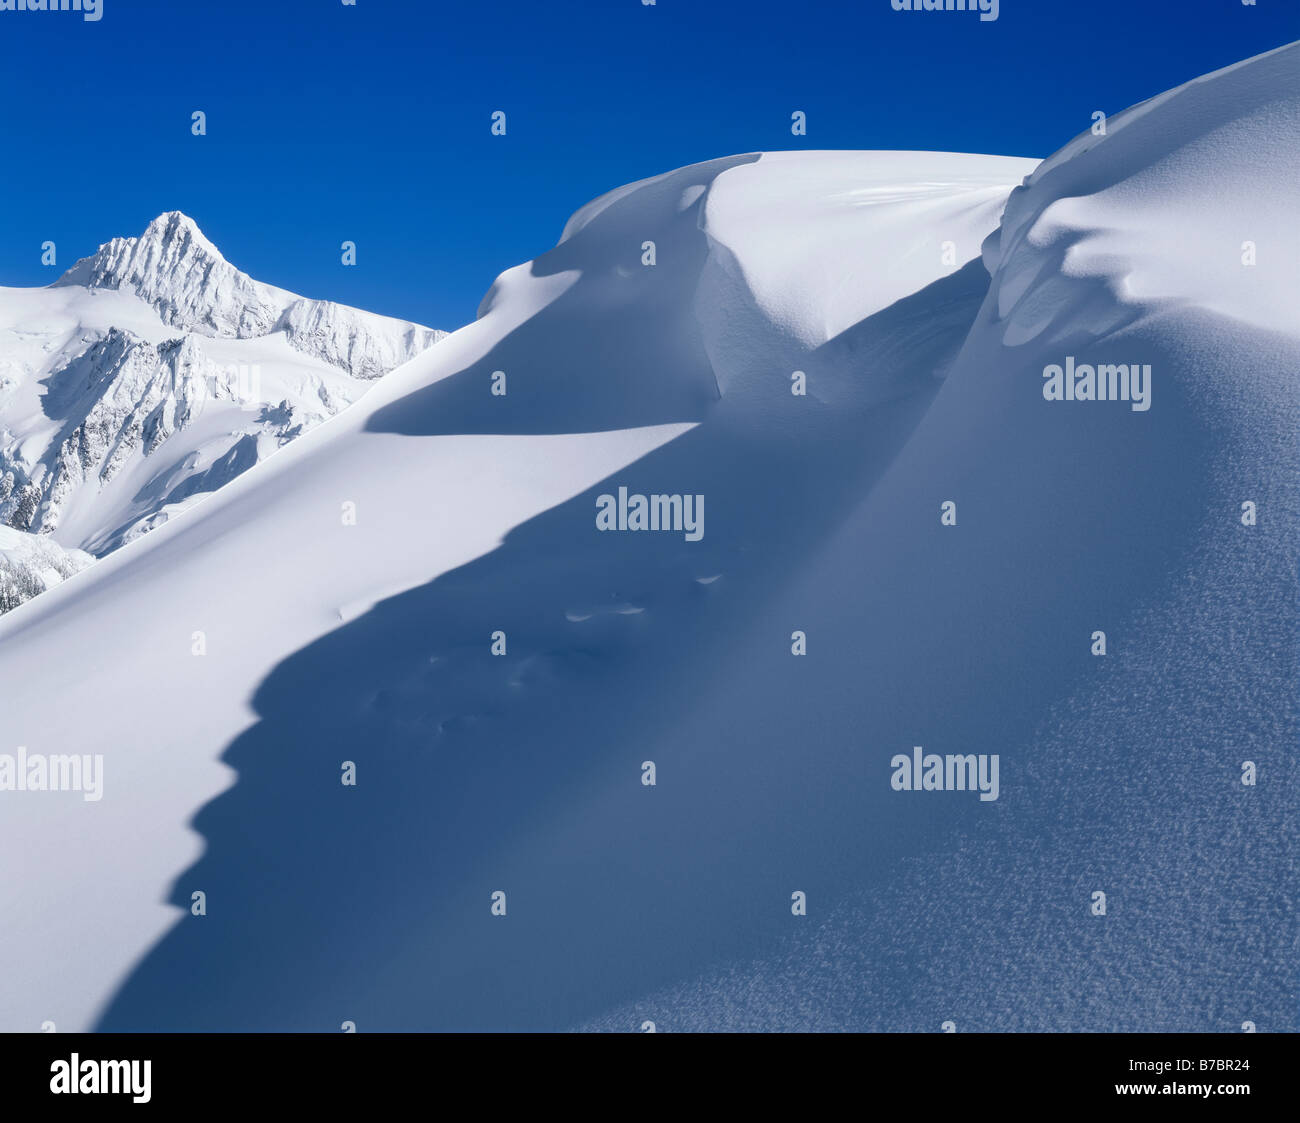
[0,44,1295,1032]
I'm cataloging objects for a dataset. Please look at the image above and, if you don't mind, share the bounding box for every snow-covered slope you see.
[0,525,92,614]
[0,213,445,591]
[0,44,1295,1033]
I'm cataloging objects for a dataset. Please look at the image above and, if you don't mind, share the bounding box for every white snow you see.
[0,525,92,611]
[0,43,1295,1032]
[0,214,446,582]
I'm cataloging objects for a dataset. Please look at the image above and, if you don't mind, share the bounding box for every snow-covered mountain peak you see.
[52,212,447,378]
[60,210,222,291]
[65,208,219,279]
[1,213,448,604]
[55,210,288,339]
[129,209,221,262]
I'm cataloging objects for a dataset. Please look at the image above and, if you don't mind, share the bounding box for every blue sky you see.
[0,0,1294,329]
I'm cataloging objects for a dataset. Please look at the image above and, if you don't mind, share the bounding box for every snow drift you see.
[0,43,1295,1032]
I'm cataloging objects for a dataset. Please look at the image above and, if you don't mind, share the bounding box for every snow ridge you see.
[55,211,445,377]
[0,44,1295,1034]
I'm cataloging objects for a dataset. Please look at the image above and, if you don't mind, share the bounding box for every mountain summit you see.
[55,212,444,376]
[0,214,446,608]
[56,211,277,338]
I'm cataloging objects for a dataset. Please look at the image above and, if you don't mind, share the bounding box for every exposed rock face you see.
[13,329,225,538]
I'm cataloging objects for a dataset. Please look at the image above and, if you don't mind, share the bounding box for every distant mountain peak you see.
[2,213,446,582]
[58,210,225,289]
[52,213,445,377]
[54,210,283,338]
[136,210,222,260]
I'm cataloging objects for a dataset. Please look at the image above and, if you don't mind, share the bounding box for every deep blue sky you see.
[0,1,1294,329]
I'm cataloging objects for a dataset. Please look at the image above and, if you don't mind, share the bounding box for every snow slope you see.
[0,43,1295,1033]
[0,213,445,586]
[0,526,92,613]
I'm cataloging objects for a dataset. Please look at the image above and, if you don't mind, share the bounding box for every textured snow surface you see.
[0,44,1294,1032]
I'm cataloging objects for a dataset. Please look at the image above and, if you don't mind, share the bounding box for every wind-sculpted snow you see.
[0,45,1295,1033]
[577,44,1300,1032]
[0,214,445,606]
[982,42,1299,349]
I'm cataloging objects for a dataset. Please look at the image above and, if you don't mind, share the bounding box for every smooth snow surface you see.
[0,44,1295,1032]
